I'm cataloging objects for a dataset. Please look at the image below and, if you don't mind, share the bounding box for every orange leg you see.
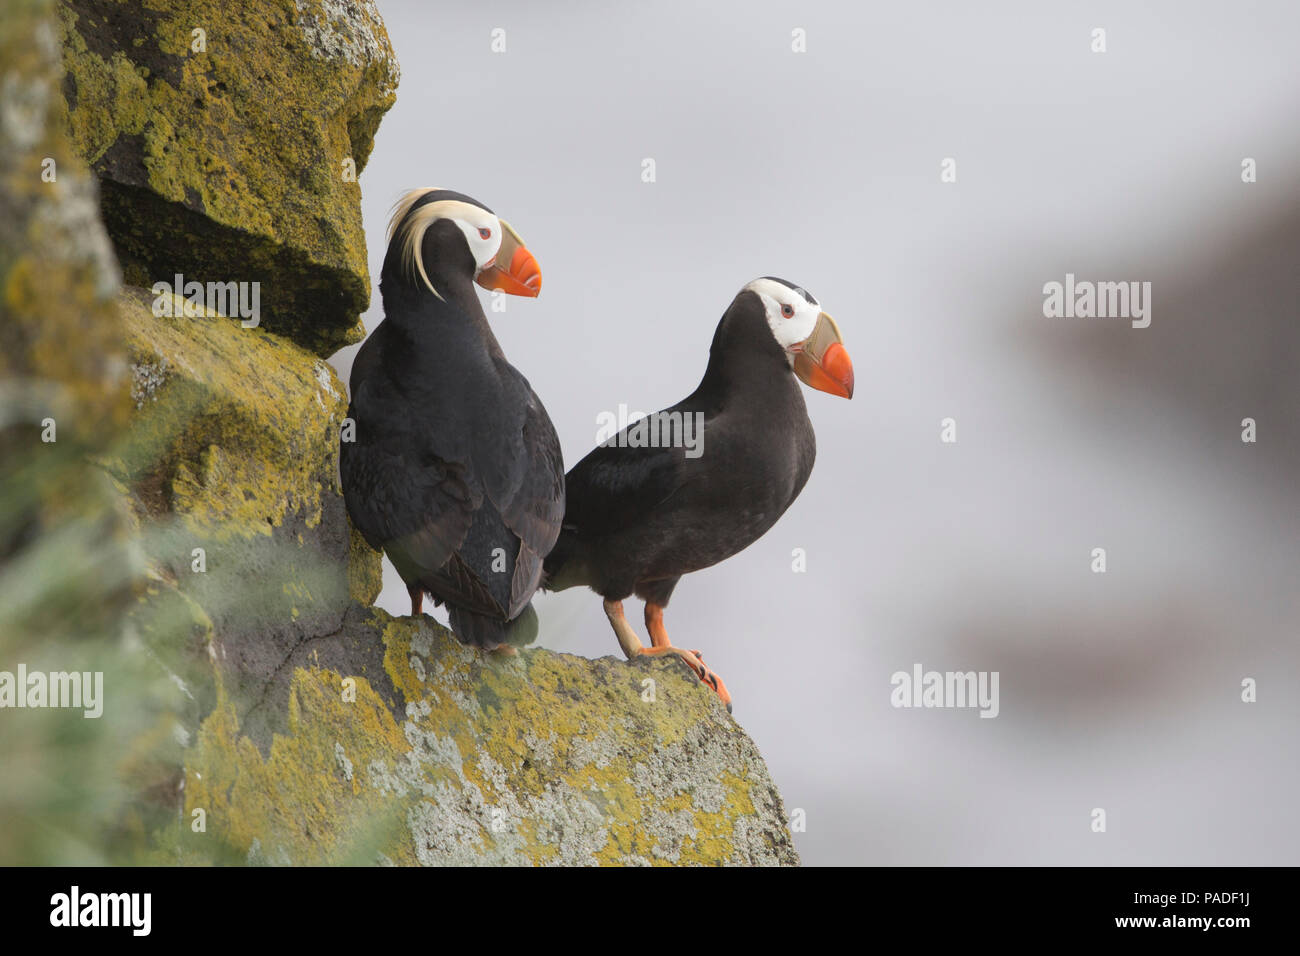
[600,600,731,712]
[644,606,707,658]
[644,603,671,647]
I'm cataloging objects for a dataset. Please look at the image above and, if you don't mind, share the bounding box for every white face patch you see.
[743,277,822,361]
[387,189,504,299]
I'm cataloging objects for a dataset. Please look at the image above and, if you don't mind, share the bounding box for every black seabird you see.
[340,188,563,650]
[543,277,854,708]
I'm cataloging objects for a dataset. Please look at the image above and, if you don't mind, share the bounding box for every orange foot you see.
[640,645,732,712]
[643,602,732,712]
[603,598,734,713]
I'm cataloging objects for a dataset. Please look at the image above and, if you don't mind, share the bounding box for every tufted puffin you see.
[543,277,853,709]
[340,188,563,651]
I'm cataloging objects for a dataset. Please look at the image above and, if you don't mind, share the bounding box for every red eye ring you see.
[781,304,795,318]
[479,227,492,239]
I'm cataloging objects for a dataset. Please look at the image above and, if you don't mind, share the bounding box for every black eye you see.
[478,227,492,240]
[781,304,795,319]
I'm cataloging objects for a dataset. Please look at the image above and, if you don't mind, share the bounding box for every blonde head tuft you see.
[388,188,443,298]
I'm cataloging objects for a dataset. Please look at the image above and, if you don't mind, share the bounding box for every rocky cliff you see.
[0,0,798,866]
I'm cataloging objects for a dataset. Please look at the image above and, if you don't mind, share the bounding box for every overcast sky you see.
[331,0,1300,865]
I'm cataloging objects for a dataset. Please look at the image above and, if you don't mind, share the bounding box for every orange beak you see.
[792,312,854,399]
[475,219,541,297]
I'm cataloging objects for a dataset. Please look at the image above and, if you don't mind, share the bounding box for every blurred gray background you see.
[330,0,1300,865]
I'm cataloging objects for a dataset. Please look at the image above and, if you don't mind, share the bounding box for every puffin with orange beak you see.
[543,277,853,709]
[341,188,563,650]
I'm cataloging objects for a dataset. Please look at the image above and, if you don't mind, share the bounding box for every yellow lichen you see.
[113,287,344,540]
[172,608,795,866]
[55,0,395,353]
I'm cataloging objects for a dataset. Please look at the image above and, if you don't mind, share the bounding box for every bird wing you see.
[474,367,565,618]
[341,322,564,621]
[340,396,482,577]
[561,434,690,541]
[340,325,483,579]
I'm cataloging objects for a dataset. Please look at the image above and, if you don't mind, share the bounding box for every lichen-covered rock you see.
[110,284,382,744]
[3,0,801,868]
[55,0,399,354]
[0,0,138,635]
[176,608,800,866]
[1,0,128,441]
[0,0,164,867]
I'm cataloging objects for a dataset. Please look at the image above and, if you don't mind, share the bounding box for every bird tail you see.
[541,528,578,592]
[448,601,539,650]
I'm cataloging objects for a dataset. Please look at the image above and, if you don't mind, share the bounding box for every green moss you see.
[1,4,155,866]
[5,0,797,869]
[176,609,799,866]
[55,0,399,354]
[54,12,149,164]
[348,527,382,605]
[184,666,410,865]
[0,0,128,443]
[112,286,346,536]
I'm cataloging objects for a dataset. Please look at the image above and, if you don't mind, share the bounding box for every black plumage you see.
[544,279,853,707]
[341,189,563,649]
[546,294,814,598]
